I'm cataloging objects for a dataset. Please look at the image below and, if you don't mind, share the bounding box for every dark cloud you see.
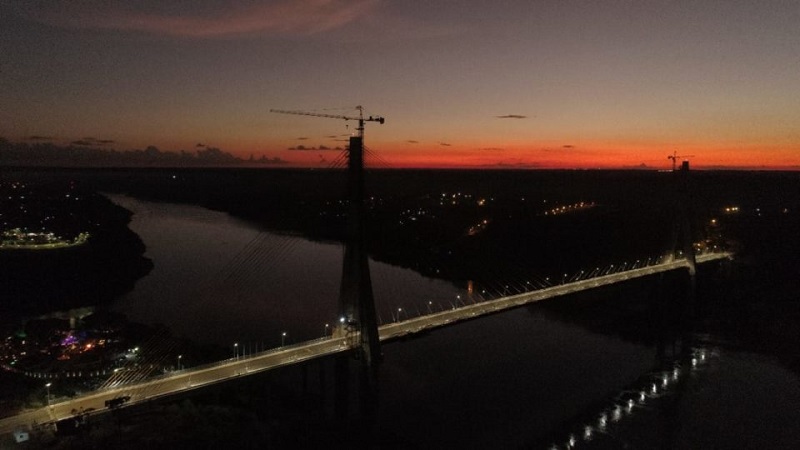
[496,114,527,119]
[326,135,338,139]
[28,135,54,141]
[2,137,250,167]
[288,144,337,151]
[66,137,114,146]
[563,145,574,149]
[196,143,206,148]
[407,140,419,144]
[297,137,308,140]
[439,142,452,147]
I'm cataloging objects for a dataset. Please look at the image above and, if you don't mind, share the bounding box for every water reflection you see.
[546,347,714,449]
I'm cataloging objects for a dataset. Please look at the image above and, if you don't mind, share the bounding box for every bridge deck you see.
[0,252,731,434]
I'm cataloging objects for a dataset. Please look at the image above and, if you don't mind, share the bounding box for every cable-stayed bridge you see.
[0,250,730,434]
[0,112,722,439]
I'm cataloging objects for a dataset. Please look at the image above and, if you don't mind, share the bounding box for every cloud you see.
[24,1,379,38]
[563,145,574,149]
[40,136,115,146]
[439,142,452,147]
[297,137,308,140]
[480,147,504,152]
[196,143,206,148]
[288,144,338,151]
[496,114,527,119]
[406,140,419,144]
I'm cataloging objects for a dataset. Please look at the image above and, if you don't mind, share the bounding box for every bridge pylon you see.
[670,160,698,354]
[670,160,697,276]
[337,136,382,373]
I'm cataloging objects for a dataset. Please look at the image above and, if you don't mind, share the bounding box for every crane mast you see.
[269,106,384,138]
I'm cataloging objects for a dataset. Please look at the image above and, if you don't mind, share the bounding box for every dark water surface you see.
[104,194,800,448]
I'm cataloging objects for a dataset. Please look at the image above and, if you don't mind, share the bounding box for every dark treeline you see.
[7,167,798,286]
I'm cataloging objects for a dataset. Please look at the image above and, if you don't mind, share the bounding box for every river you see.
[108,194,464,347]
[104,194,800,448]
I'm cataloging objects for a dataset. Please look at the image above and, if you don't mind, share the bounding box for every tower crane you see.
[668,151,695,171]
[269,106,384,138]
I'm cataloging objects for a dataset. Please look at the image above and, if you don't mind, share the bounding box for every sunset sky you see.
[2,0,799,169]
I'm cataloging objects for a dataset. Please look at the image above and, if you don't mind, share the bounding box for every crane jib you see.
[269,108,385,138]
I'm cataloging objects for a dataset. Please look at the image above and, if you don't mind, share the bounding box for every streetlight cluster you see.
[371,251,723,328]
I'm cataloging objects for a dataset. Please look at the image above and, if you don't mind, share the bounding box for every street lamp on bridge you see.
[45,382,51,406]
[281,332,287,347]
[233,342,238,360]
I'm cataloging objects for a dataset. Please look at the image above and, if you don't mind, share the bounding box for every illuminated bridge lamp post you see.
[281,332,287,347]
[233,342,238,360]
[45,382,51,406]
[177,354,182,370]
[396,308,403,322]
[324,323,329,338]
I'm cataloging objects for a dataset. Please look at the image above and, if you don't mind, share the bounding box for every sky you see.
[1,0,799,169]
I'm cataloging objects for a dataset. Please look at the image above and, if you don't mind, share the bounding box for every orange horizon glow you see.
[6,133,799,170]
[252,140,800,170]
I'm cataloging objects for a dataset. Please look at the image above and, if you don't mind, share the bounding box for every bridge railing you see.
[96,250,731,392]
[94,336,338,392]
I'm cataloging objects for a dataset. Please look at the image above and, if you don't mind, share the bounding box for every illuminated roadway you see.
[0,252,731,435]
